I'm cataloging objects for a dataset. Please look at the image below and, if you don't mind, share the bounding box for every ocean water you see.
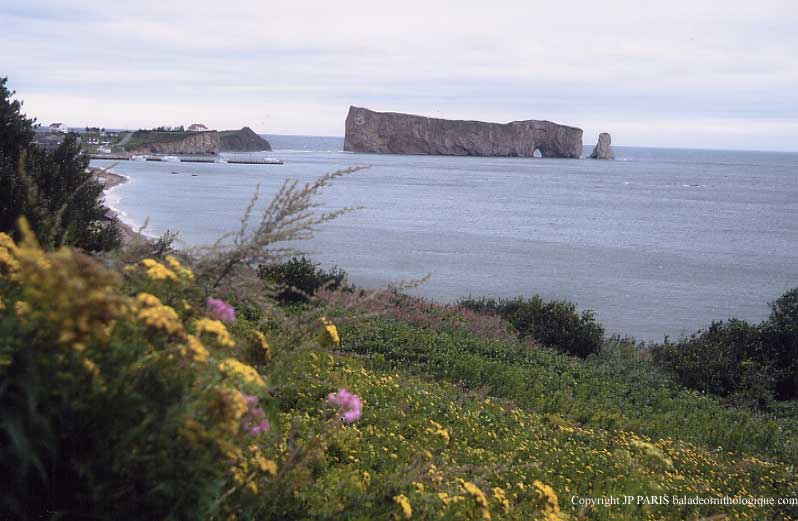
[92,136,798,341]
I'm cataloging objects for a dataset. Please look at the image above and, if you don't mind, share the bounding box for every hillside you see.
[123,127,271,154]
[220,127,273,152]
[3,160,798,520]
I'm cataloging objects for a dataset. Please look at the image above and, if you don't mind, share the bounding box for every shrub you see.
[0,221,355,520]
[651,287,798,405]
[259,256,348,304]
[762,287,798,399]
[459,296,604,357]
[650,319,774,406]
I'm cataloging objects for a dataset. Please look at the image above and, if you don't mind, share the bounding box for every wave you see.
[101,173,159,239]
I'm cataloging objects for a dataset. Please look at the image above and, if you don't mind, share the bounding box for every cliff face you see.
[127,128,271,154]
[128,132,221,155]
[220,127,272,152]
[344,106,583,158]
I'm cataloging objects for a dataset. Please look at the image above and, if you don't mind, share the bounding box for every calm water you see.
[92,136,798,341]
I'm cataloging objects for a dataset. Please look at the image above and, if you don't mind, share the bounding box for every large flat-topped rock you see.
[344,106,583,158]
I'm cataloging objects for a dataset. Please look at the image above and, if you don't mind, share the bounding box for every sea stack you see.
[589,132,614,160]
[344,106,583,158]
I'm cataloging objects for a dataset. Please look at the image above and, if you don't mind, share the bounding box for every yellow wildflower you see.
[179,335,209,363]
[218,358,266,388]
[212,387,248,435]
[82,358,100,378]
[250,330,271,361]
[319,316,340,346]
[0,232,19,275]
[138,304,185,338]
[393,494,412,519]
[14,300,30,319]
[136,292,162,307]
[533,480,561,521]
[630,439,674,469]
[460,480,491,520]
[164,255,194,280]
[412,482,425,493]
[140,258,178,281]
[195,318,235,348]
[492,487,510,514]
[249,446,278,476]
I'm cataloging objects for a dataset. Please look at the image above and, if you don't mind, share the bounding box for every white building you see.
[49,123,69,133]
[188,123,210,132]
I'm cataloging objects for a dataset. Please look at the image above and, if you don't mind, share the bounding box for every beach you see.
[90,167,146,243]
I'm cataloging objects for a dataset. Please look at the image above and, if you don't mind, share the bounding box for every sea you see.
[91,135,798,342]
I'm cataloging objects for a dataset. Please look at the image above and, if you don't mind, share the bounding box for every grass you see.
[287,350,798,520]
[335,317,798,466]
[123,130,200,151]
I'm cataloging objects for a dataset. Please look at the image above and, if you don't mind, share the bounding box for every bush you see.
[0,221,348,520]
[459,296,604,357]
[762,287,798,399]
[259,256,348,304]
[650,319,773,406]
[651,287,798,406]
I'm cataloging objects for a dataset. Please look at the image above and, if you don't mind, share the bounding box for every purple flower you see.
[207,297,236,323]
[240,392,270,435]
[327,388,363,424]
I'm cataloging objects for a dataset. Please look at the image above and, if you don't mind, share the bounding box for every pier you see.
[88,154,283,165]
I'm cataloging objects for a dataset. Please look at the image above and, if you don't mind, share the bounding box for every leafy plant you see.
[459,296,604,357]
[259,256,348,304]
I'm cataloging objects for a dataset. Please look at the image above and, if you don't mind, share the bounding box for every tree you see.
[0,77,122,251]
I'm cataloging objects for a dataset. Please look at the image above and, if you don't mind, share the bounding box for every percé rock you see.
[219,127,272,152]
[344,106,582,158]
[589,132,614,160]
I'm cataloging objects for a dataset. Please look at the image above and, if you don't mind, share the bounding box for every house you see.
[49,123,69,133]
[188,123,210,132]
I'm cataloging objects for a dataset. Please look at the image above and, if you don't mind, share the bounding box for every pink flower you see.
[327,388,363,423]
[207,297,236,323]
[241,393,270,435]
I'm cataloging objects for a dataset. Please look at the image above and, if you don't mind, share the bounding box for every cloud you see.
[2,0,796,150]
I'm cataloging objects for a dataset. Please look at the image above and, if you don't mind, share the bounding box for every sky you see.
[2,0,797,151]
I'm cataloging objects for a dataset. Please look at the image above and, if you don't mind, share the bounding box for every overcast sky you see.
[2,0,797,150]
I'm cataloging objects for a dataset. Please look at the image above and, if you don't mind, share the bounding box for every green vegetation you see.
[652,288,798,408]
[459,296,604,357]
[122,130,196,151]
[334,316,798,465]
[4,235,798,520]
[0,77,122,251]
[259,256,349,304]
